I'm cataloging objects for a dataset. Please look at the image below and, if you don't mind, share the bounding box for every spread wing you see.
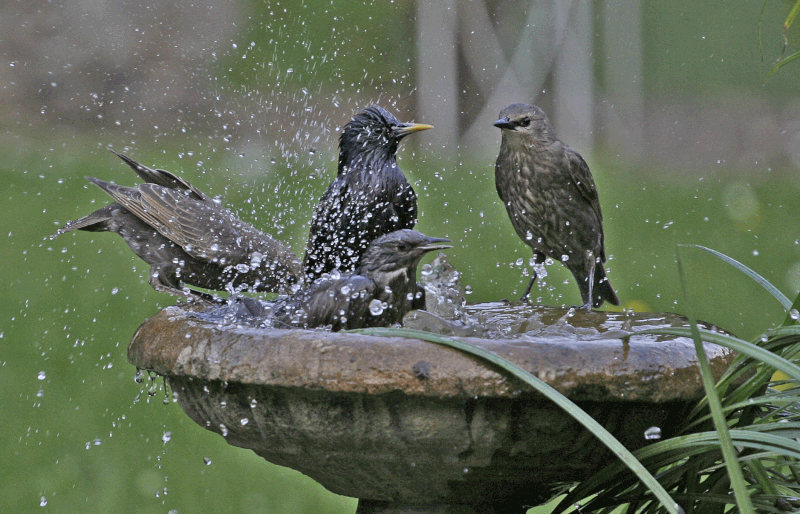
[88,178,301,275]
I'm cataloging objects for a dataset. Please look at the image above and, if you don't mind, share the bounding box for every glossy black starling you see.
[302,106,433,281]
[50,151,303,300]
[493,104,619,308]
[271,229,450,331]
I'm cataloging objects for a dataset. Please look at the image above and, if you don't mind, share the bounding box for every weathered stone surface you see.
[128,304,735,509]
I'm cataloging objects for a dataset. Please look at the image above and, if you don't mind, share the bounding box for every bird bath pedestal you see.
[128,304,735,514]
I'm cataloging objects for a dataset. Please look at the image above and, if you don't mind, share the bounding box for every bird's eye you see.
[372,127,386,136]
[519,117,531,127]
[397,243,410,252]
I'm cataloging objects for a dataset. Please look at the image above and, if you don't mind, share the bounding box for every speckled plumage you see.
[302,106,432,280]
[494,103,618,308]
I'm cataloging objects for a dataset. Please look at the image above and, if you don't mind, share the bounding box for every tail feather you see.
[48,204,114,239]
[592,264,619,307]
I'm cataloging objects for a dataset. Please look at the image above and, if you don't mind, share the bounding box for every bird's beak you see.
[393,122,434,139]
[418,237,452,252]
[493,117,515,130]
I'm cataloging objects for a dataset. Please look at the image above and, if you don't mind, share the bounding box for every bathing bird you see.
[493,103,618,308]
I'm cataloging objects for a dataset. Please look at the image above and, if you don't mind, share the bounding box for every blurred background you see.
[2,0,799,512]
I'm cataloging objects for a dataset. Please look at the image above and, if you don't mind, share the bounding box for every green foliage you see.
[760,0,800,80]
[552,248,800,513]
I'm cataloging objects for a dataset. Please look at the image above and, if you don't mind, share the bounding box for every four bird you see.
[493,103,619,308]
[52,102,621,328]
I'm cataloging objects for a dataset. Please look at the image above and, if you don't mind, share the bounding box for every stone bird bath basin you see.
[128,303,735,514]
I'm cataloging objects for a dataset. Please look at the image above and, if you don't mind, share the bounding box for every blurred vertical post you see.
[553,0,595,160]
[601,0,644,160]
[416,0,458,158]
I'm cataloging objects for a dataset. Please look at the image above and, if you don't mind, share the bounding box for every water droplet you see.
[111,287,119,295]
[369,299,385,316]
[203,457,212,465]
[465,285,473,295]
[40,496,47,507]
[644,426,661,440]
[240,418,249,426]
[162,431,172,443]
[561,254,570,262]
[791,309,799,320]
[250,398,258,408]
[37,371,46,380]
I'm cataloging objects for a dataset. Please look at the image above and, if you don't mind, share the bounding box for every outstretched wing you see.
[88,178,301,280]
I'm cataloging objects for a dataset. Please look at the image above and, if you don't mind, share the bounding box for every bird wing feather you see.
[274,275,377,329]
[564,145,606,258]
[111,150,210,202]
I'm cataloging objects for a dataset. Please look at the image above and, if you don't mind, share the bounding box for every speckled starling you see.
[302,106,432,281]
[50,151,302,301]
[493,104,618,308]
[272,229,450,331]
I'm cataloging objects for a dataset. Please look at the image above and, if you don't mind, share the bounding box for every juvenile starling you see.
[50,151,303,300]
[302,106,433,281]
[493,103,619,308]
[271,229,450,331]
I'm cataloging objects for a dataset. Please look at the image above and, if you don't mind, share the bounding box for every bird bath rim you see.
[129,303,734,403]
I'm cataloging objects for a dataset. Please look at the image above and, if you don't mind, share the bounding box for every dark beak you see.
[393,122,434,139]
[418,237,452,252]
[493,117,515,130]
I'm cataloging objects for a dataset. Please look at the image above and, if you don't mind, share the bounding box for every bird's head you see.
[493,103,555,144]
[357,229,451,278]
[339,106,433,171]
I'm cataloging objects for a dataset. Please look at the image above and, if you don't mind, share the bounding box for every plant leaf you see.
[766,49,800,81]
[676,245,755,514]
[679,244,791,309]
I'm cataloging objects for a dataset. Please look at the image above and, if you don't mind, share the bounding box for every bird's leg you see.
[148,264,217,305]
[520,276,536,303]
[578,253,596,310]
[520,252,546,303]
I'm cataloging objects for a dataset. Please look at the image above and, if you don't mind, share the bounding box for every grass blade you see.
[679,244,791,309]
[349,326,683,514]
[766,49,800,81]
[785,0,800,30]
[676,245,755,513]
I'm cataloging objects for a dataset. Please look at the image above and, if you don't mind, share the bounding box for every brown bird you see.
[302,106,433,281]
[271,229,450,331]
[493,103,619,308]
[50,150,303,301]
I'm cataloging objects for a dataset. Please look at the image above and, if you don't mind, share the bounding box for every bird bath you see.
[128,303,735,514]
